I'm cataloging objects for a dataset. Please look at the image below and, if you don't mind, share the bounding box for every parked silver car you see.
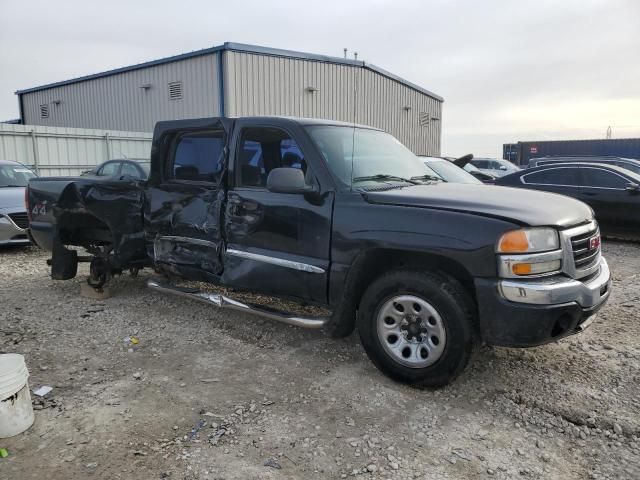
[470,157,521,177]
[0,160,36,245]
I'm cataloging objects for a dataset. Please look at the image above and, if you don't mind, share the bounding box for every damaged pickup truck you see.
[27,117,612,386]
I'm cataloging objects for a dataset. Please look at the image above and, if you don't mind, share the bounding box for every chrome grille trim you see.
[559,221,601,279]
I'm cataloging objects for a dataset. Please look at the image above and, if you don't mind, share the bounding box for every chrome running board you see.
[147,278,329,329]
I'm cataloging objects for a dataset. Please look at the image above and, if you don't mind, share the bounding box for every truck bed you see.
[28,176,148,269]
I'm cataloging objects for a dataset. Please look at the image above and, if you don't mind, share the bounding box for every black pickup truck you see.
[27,117,612,386]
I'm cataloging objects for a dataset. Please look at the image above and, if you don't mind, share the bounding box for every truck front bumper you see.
[475,257,611,347]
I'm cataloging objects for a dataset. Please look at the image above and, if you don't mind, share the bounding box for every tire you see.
[357,269,475,387]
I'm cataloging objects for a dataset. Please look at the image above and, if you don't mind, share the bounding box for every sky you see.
[0,0,638,157]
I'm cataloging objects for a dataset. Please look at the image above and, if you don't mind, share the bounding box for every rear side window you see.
[581,168,627,189]
[616,162,640,175]
[97,162,120,176]
[523,167,580,186]
[172,131,224,182]
[121,162,142,178]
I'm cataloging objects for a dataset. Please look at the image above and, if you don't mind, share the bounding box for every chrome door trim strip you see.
[157,236,219,249]
[226,248,325,274]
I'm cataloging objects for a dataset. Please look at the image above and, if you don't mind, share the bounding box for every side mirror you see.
[625,182,640,194]
[267,168,315,194]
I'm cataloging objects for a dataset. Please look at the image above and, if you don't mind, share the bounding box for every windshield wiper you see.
[352,174,420,185]
[410,174,442,182]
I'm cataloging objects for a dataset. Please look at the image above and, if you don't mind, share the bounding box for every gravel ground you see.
[1,242,639,480]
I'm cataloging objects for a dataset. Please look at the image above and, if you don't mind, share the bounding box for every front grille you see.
[8,212,29,229]
[571,226,600,273]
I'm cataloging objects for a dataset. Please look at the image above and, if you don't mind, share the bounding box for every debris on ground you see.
[188,419,205,441]
[32,385,53,397]
[263,458,282,469]
[209,428,226,446]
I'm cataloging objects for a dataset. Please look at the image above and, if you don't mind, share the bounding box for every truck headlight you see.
[497,228,562,278]
[497,228,559,253]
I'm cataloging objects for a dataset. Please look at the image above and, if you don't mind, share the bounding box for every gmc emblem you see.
[589,235,601,250]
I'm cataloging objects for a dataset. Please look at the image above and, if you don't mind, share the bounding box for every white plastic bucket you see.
[0,354,35,438]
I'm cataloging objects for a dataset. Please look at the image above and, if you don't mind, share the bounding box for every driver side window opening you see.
[238,127,306,188]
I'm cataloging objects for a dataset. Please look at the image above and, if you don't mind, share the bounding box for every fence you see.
[0,124,152,176]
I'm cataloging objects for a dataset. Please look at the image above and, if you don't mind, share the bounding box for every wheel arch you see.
[326,247,478,338]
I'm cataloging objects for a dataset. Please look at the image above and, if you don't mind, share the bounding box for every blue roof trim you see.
[15,42,443,102]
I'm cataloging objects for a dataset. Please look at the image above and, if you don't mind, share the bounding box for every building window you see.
[168,81,183,100]
[40,104,49,118]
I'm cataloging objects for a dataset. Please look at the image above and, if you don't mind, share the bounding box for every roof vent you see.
[419,112,430,127]
[40,104,49,118]
[168,81,183,100]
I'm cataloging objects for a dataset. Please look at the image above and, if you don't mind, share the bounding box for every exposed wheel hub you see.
[401,316,427,341]
[376,295,447,369]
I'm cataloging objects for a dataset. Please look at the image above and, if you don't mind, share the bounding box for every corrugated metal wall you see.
[0,124,151,176]
[223,51,442,155]
[19,49,442,155]
[21,54,221,132]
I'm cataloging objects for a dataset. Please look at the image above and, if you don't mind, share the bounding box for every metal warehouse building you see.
[15,42,443,155]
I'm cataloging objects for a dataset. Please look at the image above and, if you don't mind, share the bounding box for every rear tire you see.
[357,269,475,387]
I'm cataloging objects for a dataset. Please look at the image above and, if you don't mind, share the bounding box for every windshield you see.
[306,126,441,188]
[0,164,36,187]
[426,160,481,184]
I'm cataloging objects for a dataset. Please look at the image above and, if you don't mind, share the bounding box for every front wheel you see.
[357,270,475,387]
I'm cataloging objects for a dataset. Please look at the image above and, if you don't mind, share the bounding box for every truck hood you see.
[0,186,26,213]
[362,183,593,228]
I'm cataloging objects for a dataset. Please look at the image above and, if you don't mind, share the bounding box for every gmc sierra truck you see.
[27,117,611,386]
